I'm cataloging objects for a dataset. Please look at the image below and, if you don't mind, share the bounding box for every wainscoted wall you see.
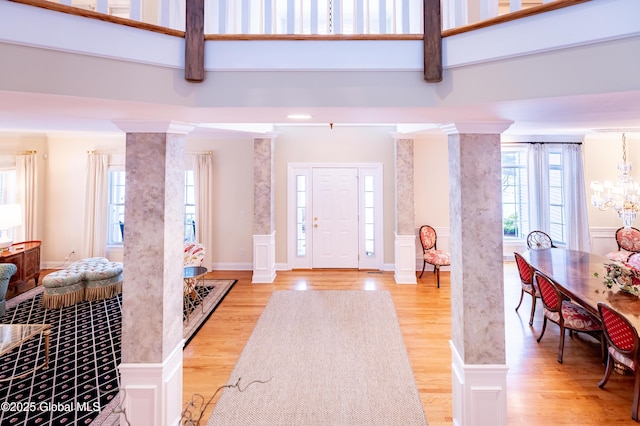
[590,227,620,257]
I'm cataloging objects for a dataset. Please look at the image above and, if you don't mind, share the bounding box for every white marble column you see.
[442,122,511,426]
[394,137,417,284]
[252,136,276,283]
[115,121,193,426]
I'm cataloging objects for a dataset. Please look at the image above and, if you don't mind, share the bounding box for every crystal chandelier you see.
[590,133,640,228]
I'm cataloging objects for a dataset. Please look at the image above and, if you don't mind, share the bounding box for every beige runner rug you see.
[208,290,428,426]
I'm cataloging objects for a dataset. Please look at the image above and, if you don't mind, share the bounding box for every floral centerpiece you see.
[594,261,640,296]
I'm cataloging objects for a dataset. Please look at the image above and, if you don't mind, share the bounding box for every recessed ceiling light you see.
[287,114,312,120]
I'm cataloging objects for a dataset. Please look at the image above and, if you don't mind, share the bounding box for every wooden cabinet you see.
[0,241,41,288]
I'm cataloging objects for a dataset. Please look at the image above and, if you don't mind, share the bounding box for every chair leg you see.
[632,369,640,421]
[419,261,426,278]
[528,295,537,327]
[598,352,614,389]
[515,289,525,312]
[537,317,548,343]
[557,325,566,364]
[436,267,440,289]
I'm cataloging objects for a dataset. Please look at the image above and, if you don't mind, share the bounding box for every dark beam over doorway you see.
[185,0,205,82]
[423,0,443,82]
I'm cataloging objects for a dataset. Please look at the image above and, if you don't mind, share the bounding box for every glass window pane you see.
[365,208,374,223]
[364,175,374,192]
[364,192,374,207]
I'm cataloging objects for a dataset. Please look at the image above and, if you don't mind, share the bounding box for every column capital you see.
[253,132,279,140]
[440,121,513,135]
[113,120,196,134]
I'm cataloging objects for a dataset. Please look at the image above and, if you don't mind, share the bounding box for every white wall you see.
[1,128,629,268]
[274,125,397,265]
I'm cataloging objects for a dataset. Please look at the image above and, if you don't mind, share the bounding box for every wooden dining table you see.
[520,248,640,330]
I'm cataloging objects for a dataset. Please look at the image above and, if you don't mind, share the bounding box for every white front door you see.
[311,167,359,268]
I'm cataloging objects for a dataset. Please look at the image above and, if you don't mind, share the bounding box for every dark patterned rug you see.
[0,279,235,425]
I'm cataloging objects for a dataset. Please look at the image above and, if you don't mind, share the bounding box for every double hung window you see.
[501,144,566,245]
[107,170,196,245]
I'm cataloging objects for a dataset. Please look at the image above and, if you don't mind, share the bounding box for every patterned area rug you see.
[0,278,236,426]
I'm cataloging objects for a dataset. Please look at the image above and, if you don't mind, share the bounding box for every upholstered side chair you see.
[418,225,450,288]
[0,263,18,316]
[535,271,603,364]
[606,227,640,263]
[598,302,640,422]
[514,251,539,326]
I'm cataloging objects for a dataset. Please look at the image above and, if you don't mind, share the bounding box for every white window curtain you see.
[563,143,591,251]
[527,142,591,251]
[527,143,549,234]
[195,153,214,269]
[15,152,37,242]
[82,153,109,258]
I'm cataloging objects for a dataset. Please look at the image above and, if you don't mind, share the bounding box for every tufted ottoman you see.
[42,257,123,309]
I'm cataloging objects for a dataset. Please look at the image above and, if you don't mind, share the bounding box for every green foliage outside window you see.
[503,213,518,237]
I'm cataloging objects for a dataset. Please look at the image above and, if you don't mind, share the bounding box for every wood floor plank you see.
[182,264,638,425]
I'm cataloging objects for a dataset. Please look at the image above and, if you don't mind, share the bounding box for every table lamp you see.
[0,204,22,251]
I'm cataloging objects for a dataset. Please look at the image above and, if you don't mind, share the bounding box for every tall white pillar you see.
[394,137,417,284]
[115,121,193,426]
[442,122,512,426]
[253,136,277,283]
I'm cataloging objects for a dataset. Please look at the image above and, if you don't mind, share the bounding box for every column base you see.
[394,233,417,284]
[119,341,184,426]
[451,341,508,426]
[252,232,276,283]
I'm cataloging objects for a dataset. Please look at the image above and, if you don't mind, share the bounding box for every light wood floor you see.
[182,263,639,425]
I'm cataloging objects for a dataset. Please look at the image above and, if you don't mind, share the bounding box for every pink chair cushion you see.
[628,254,640,271]
[606,250,632,262]
[423,250,450,266]
[610,346,636,370]
[544,300,601,332]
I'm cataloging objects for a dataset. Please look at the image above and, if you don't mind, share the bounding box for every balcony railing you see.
[38,0,567,34]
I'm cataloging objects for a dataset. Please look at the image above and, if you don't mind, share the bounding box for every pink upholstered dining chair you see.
[597,302,640,422]
[535,271,604,364]
[514,252,539,326]
[606,227,640,262]
[418,225,450,288]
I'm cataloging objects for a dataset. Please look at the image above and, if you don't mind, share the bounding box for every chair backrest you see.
[527,230,554,250]
[616,227,640,253]
[598,302,639,358]
[628,253,640,270]
[419,225,437,252]
[514,252,534,286]
[535,272,563,313]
